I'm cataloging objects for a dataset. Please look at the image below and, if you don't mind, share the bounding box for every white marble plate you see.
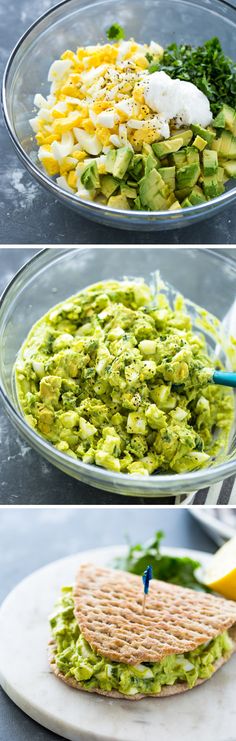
[0,545,235,741]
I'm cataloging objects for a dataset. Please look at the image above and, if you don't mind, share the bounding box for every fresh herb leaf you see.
[106,23,125,42]
[146,52,154,64]
[149,37,236,116]
[114,531,209,591]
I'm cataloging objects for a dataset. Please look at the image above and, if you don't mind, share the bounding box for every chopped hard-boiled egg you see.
[30,36,165,188]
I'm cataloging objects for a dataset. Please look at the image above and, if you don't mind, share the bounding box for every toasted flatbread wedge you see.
[50,564,236,699]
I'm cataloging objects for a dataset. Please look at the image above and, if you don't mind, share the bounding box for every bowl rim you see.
[0,245,236,493]
[2,0,236,224]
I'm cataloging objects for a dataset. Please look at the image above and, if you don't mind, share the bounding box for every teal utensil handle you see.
[213,370,236,388]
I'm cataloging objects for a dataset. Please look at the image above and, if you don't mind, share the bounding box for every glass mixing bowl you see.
[2,0,236,231]
[0,247,236,499]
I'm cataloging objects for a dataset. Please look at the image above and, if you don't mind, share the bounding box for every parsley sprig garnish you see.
[106,23,125,42]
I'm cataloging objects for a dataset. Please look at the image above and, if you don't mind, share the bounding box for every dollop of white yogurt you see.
[142,71,212,133]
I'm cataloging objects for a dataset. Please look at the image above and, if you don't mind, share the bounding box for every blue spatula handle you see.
[213,370,236,388]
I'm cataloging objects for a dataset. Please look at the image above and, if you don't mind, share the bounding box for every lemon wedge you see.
[203,535,236,600]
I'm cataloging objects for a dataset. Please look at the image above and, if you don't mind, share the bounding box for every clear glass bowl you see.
[2,0,236,232]
[0,247,236,499]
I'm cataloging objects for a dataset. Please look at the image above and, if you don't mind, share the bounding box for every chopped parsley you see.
[149,37,236,116]
[106,23,125,42]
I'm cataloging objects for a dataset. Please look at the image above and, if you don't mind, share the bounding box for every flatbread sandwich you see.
[49,564,236,699]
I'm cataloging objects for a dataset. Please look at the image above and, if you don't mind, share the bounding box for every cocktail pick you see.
[142,565,153,614]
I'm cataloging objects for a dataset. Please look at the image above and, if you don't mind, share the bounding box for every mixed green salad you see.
[114,530,208,591]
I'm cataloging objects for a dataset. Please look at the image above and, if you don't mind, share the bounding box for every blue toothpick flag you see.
[142,565,153,613]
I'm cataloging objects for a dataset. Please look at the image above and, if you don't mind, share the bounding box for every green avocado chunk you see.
[50,588,234,696]
[212,130,236,159]
[120,183,137,198]
[223,160,236,178]
[170,150,187,168]
[113,146,133,179]
[152,136,183,158]
[158,166,175,190]
[188,185,206,205]
[181,197,192,208]
[170,129,193,146]
[213,104,236,136]
[100,174,119,198]
[176,163,200,190]
[185,147,200,165]
[175,186,195,202]
[202,149,218,176]
[202,175,224,199]
[107,193,130,209]
[81,162,100,190]
[192,135,207,151]
[139,168,167,209]
[191,125,216,146]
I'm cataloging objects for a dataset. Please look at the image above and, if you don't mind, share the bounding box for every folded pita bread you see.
[50,564,236,699]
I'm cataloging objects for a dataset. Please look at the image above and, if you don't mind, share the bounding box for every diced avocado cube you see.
[188,185,206,205]
[185,147,200,165]
[202,175,224,199]
[217,166,225,183]
[212,130,236,159]
[81,161,100,190]
[120,182,137,198]
[223,160,236,178]
[106,149,117,174]
[139,168,167,210]
[107,194,130,209]
[152,136,183,158]
[113,146,133,179]
[170,150,187,168]
[176,163,200,190]
[161,183,171,199]
[145,153,158,175]
[143,142,160,166]
[203,149,218,176]
[191,124,216,145]
[170,129,193,146]
[169,199,181,210]
[175,187,192,202]
[181,197,192,208]
[158,166,175,190]
[128,154,144,181]
[166,191,176,207]
[192,135,207,151]
[134,195,142,210]
[213,104,236,136]
[100,174,119,198]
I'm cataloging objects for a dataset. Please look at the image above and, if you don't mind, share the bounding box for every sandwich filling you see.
[16,279,233,476]
[50,587,233,695]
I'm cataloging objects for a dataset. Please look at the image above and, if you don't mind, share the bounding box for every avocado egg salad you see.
[49,564,236,699]
[30,27,236,212]
[15,277,234,477]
